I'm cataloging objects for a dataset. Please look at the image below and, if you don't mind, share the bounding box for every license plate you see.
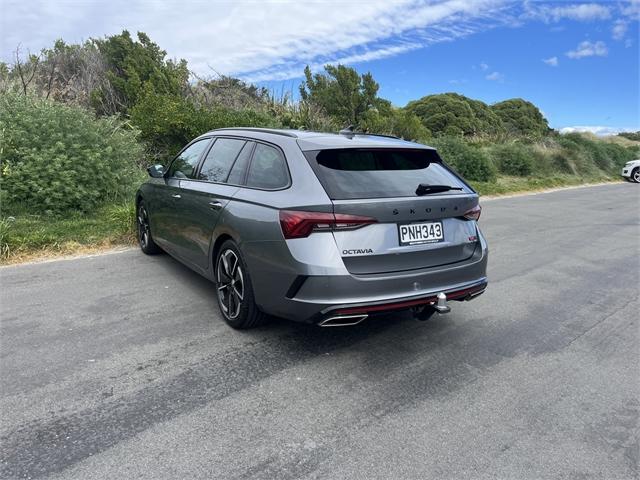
[398,221,444,246]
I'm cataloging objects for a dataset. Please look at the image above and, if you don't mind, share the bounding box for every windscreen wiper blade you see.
[415,184,463,195]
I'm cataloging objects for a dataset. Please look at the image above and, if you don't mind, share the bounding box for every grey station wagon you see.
[136,128,488,329]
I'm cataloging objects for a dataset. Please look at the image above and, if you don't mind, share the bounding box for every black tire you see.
[632,168,640,183]
[214,240,268,329]
[137,200,162,255]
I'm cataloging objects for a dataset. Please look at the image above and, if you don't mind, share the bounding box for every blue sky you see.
[1,1,638,133]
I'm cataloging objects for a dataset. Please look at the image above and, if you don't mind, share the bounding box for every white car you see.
[621,159,640,183]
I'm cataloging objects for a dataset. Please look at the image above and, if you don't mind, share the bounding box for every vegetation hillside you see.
[1,31,638,261]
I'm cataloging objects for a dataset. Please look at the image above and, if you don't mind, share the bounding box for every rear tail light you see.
[462,204,481,221]
[279,210,377,239]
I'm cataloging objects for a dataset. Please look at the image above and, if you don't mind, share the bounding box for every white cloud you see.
[485,71,504,81]
[242,43,423,83]
[560,126,637,136]
[479,62,490,71]
[566,40,608,59]
[543,56,559,67]
[524,2,611,22]
[621,0,640,20]
[612,20,628,40]
[0,0,512,82]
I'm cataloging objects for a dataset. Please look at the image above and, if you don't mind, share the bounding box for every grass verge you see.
[471,174,621,196]
[0,175,625,265]
[1,203,136,265]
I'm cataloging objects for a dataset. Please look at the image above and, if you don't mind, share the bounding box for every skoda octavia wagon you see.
[136,128,488,329]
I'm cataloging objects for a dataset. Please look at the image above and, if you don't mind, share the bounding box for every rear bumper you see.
[249,233,488,323]
[315,278,487,325]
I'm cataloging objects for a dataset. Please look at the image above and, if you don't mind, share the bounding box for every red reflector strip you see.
[335,296,438,315]
[333,282,487,315]
[445,284,487,300]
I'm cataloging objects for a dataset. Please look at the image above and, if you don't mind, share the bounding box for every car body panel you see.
[175,180,239,269]
[621,159,640,180]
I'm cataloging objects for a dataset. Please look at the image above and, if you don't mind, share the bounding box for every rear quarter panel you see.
[210,139,336,312]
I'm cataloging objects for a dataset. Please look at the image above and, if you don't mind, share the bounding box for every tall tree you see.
[299,64,380,127]
[92,31,189,115]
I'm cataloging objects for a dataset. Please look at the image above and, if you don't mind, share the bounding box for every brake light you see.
[279,210,377,239]
[463,204,481,221]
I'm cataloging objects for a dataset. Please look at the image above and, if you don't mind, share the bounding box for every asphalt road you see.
[1,183,639,480]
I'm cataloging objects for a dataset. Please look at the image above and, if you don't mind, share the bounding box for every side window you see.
[246,143,289,189]
[167,140,210,179]
[198,138,246,183]
[227,141,255,185]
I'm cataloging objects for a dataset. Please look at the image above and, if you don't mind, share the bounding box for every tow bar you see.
[434,292,451,314]
[414,292,450,321]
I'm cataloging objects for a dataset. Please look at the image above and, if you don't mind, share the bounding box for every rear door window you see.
[246,143,289,189]
[226,141,255,185]
[198,138,246,183]
[304,148,470,199]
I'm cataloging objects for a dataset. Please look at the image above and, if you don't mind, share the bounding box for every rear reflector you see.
[463,204,481,221]
[279,210,377,239]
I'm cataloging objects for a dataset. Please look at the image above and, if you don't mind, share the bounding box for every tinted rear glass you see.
[246,143,289,190]
[305,148,470,199]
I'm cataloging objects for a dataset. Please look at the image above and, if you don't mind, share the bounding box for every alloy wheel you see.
[634,170,640,183]
[216,249,244,319]
[137,205,150,249]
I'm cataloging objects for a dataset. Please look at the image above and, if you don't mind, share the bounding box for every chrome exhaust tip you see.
[318,314,368,327]
[465,289,486,301]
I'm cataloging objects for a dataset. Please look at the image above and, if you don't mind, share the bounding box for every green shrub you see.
[360,104,431,141]
[488,143,534,176]
[548,151,575,174]
[130,89,279,160]
[491,99,549,138]
[554,133,637,176]
[0,93,144,214]
[431,136,497,182]
[405,93,504,137]
[617,131,640,141]
[556,136,599,176]
[0,218,10,260]
[599,142,636,171]
[102,202,136,240]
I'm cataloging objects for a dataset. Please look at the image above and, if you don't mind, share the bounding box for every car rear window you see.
[304,148,470,199]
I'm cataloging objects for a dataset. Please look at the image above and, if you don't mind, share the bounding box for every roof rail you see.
[209,127,298,138]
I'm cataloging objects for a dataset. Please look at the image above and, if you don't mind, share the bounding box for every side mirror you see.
[147,164,165,178]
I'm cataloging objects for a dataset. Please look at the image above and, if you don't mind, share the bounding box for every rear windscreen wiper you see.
[415,184,463,196]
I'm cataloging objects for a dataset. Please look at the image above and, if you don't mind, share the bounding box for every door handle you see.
[171,194,182,199]
[208,201,223,210]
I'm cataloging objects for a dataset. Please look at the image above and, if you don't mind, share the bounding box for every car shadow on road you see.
[152,249,455,356]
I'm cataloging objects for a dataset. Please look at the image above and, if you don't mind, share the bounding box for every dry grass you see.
[1,242,136,266]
